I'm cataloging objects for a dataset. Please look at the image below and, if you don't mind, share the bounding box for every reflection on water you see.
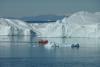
[0,36,100,67]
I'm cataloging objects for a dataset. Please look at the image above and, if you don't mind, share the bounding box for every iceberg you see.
[63,11,100,37]
[33,20,64,37]
[33,11,100,37]
[0,11,100,37]
[0,18,31,35]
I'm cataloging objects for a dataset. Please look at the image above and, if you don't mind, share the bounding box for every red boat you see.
[38,40,48,45]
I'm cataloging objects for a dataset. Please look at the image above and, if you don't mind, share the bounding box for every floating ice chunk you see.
[44,42,54,49]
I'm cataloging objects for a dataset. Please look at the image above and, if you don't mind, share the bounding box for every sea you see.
[0,35,100,67]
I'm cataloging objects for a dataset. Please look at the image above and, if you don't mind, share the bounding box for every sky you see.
[0,0,100,17]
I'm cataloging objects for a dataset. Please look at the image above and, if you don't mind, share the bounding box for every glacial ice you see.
[0,11,100,37]
[63,11,100,37]
[33,11,100,37]
[0,18,31,35]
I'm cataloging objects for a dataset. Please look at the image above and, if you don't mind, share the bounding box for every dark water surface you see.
[0,36,100,67]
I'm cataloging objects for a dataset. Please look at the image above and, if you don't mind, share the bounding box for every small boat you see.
[38,40,48,45]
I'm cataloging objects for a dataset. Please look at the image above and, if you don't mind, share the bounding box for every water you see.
[0,36,100,67]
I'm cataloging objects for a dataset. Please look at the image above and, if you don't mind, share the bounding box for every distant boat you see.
[38,40,48,45]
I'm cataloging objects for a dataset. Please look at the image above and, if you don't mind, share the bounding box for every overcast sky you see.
[0,0,100,17]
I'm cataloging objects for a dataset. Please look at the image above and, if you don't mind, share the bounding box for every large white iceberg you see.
[33,11,100,37]
[63,11,100,37]
[0,11,100,37]
[0,18,31,35]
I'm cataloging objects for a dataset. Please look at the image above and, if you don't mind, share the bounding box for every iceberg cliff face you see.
[0,11,100,37]
[64,11,100,37]
[0,25,11,35]
[33,11,100,37]
[0,18,31,35]
[34,20,64,37]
